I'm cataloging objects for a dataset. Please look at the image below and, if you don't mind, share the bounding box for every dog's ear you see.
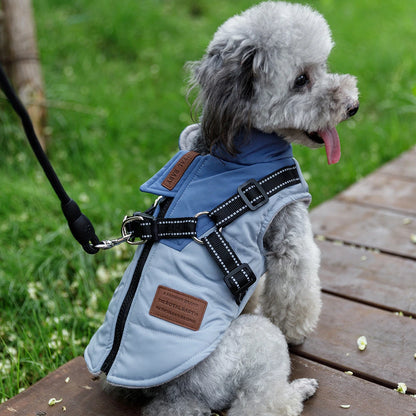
[188,42,266,155]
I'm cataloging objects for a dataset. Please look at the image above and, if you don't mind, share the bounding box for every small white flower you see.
[96,265,110,284]
[357,336,367,351]
[61,329,70,340]
[27,282,38,300]
[395,383,407,394]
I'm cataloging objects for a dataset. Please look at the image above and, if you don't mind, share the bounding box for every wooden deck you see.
[2,147,416,416]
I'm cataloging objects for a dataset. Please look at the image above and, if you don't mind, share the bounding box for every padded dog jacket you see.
[85,127,311,388]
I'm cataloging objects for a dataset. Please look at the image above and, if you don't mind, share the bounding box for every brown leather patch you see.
[149,285,207,331]
[161,151,199,190]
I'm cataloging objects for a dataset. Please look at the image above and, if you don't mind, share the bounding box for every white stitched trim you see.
[215,230,240,266]
[267,177,298,195]
[217,206,246,227]
[157,232,195,237]
[213,166,298,219]
[210,194,240,215]
[258,165,297,185]
[240,266,251,284]
[204,235,231,275]
[157,219,196,225]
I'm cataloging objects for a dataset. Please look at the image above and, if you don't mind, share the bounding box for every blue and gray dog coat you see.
[85,127,311,388]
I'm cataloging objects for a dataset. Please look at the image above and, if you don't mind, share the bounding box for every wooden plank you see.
[377,146,416,180]
[339,172,416,216]
[317,239,416,316]
[311,200,416,258]
[292,293,416,393]
[290,356,416,416]
[0,357,141,416]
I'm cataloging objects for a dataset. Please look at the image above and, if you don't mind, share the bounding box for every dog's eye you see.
[294,73,309,89]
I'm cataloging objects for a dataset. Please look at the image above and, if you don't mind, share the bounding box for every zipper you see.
[100,198,171,374]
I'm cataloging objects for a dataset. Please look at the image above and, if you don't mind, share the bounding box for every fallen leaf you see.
[357,336,367,351]
[48,398,63,406]
[395,382,407,394]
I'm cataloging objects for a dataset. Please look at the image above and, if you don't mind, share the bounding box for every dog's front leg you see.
[262,201,321,345]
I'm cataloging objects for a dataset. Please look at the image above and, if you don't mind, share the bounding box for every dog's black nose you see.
[347,103,359,118]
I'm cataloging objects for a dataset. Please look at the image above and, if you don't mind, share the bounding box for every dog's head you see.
[188,1,359,164]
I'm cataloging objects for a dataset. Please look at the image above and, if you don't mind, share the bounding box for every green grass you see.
[1,0,415,402]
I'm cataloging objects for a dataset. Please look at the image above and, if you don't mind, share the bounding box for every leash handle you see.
[0,63,100,254]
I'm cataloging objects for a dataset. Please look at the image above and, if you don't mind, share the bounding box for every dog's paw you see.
[286,335,306,346]
[291,378,318,401]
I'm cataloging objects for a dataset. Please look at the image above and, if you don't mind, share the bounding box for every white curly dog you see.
[108,2,359,415]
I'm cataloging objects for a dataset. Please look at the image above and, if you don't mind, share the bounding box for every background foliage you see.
[1,0,415,401]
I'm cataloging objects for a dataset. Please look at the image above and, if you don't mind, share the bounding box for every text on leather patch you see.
[149,285,207,331]
[161,151,199,190]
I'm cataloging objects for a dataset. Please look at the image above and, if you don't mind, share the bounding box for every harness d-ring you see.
[192,211,222,245]
[192,211,209,245]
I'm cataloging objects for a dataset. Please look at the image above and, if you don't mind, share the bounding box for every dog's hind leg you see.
[181,315,317,416]
[262,201,322,345]
[219,315,317,416]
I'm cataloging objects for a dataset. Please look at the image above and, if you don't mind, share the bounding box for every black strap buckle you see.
[237,179,269,211]
[224,263,256,304]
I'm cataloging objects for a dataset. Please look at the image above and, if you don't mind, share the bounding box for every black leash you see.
[0,63,101,254]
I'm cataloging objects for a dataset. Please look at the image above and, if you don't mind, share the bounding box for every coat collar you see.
[212,129,293,165]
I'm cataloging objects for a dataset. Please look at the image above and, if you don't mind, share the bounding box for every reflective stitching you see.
[203,236,231,275]
[258,165,297,185]
[216,206,246,227]
[212,165,298,219]
[157,219,196,225]
[210,194,240,215]
[267,177,299,195]
[215,230,241,267]
[158,232,195,237]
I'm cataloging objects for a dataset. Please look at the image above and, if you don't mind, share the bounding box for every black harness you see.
[123,165,301,304]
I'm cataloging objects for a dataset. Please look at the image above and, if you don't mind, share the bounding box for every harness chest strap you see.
[125,164,300,242]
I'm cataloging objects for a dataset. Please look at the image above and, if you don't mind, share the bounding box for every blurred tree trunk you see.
[0,0,47,150]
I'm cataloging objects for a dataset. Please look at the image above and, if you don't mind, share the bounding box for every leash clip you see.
[94,198,163,251]
[121,214,151,246]
[94,233,134,250]
[94,214,150,250]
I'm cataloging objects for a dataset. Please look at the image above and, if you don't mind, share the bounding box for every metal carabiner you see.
[93,196,161,251]
[94,233,134,250]
[94,215,149,250]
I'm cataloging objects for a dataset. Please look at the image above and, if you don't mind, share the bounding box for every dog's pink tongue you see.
[318,127,341,165]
